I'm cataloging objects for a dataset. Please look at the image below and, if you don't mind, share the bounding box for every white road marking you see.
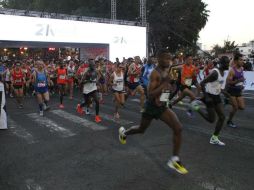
[51,110,107,131]
[131,98,139,102]
[26,113,76,138]
[8,117,37,144]
[200,182,225,190]
[26,179,43,190]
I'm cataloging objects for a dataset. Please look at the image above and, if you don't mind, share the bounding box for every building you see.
[236,41,254,58]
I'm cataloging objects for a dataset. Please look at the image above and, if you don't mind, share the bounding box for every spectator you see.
[243,59,253,71]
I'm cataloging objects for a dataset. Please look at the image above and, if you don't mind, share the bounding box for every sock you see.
[171,156,180,162]
[39,104,43,111]
[212,135,218,139]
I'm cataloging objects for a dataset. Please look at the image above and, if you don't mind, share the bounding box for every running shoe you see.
[95,115,102,123]
[210,136,225,146]
[118,127,126,144]
[76,104,84,115]
[190,100,200,111]
[85,108,90,115]
[39,111,44,116]
[59,104,64,109]
[10,93,14,98]
[167,159,188,175]
[19,104,24,109]
[186,109,193,117]
[140,108,145,113]
[114,112,120,119]
[227,121,237,128]
[179,101,184,105]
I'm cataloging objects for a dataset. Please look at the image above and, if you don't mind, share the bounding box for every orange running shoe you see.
[95,115,102,123]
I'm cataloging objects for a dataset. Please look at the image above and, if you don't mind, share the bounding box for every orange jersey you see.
[57,68,67,84]
[181,64,196,86]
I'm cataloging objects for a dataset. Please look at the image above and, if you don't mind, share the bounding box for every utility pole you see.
[140,0,147,26]
[111,0,116,20]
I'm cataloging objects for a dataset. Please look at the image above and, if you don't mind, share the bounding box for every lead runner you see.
[118,49,188,174]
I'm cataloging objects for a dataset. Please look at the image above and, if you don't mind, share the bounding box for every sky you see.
[199,0,254,50]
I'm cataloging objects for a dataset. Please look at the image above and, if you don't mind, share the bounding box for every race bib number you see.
[59,75,66,80]
[185,79,192,86]
[68,73,74,77]
[160,90,170,102]
[15,79,22,83]
[37,82,46,88]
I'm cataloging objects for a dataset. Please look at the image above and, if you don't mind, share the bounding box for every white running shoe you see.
[118,127,126,144]
[85,108,90,115]
[39,111,44,116]
[210,136,225,146]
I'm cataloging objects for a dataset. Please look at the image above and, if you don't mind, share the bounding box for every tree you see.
[211,40,238,57]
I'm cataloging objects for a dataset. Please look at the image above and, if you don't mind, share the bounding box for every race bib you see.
[160,90,170,102]
[15,79,22,83]
[235,82,243,86]
[185,79,192,86]
[116,79,123,84]
[37,82,46,88]
[59,75,66,80]
[68,73,74,77]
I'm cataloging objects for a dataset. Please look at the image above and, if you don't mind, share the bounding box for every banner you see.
[197,70,254,91]
[0,82,7,129]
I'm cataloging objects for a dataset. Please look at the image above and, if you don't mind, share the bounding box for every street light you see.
[3,48,8,56]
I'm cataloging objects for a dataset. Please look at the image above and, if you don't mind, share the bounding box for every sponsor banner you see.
[198,70,254,91]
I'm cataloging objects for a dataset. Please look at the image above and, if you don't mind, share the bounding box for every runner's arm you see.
[200,70,218,93]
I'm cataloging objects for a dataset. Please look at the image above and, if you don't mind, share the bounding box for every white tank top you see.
[205,68,225,95]
[5,69,11,81]
[112,71,124,91]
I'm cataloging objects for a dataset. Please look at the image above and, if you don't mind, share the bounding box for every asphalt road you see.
[0,90,254,190]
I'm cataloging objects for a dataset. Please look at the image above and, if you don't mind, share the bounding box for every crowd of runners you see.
[0,50,247,174]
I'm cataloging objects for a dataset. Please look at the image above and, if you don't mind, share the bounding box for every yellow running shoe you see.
[167,160,188,175]
[118,127,127,145]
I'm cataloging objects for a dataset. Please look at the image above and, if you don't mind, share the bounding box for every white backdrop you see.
[0,14,147,61]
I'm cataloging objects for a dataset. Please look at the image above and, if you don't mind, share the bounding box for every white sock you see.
[171,156,180,162]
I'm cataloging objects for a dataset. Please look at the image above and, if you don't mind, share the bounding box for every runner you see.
[97,59,108,103]
[76,59,102,123]
[126,56,145,112]
[67,60,75,99]
[56,61,67,108]
[11,62,25,109]
[31,60,50,116]
[3,64,12,97]
[170,55,199,116]
[141,56,156,96]
[196,56,230,146]
[119,49,188,174]
[226,53,245,128]
[110,63,125,119]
